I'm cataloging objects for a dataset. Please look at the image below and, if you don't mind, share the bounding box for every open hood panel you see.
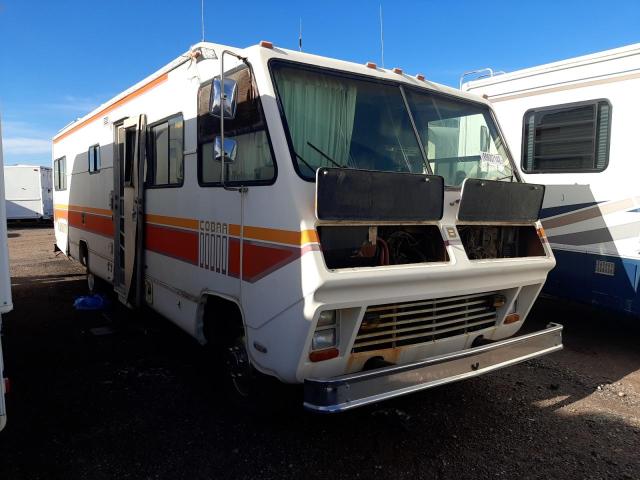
[316,168,444,222]
[458,179,545,223]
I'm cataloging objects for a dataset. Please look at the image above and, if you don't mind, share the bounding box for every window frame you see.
[197,63,278,188]
[88,144,100,174]
[145,112,185,189]
[53,156,67,191]
[268,58,521,185]
[520,98,612,174]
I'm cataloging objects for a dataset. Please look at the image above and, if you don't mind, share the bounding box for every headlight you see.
[317,310,336,327]
[312,328,337,350]
[311,310,339,351]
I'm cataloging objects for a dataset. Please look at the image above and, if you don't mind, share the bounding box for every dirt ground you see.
[0,226,639,480]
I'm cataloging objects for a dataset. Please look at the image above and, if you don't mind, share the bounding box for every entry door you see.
[113,115,146,305]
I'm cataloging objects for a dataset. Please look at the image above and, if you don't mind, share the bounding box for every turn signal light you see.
[309,348,339,363]
[504,313,521,324]
[260,40,274,49]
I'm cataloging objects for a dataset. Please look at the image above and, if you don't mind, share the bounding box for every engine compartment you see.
[458,225,545,260]
[318,225,449,270]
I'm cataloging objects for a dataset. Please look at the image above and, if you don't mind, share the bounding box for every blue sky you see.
[1,0,639,166]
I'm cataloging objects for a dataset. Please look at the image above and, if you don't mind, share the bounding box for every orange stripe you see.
[54,204,112,217]
[53,73,169,144]
[230,225,319,246]
[54,208,68,221]
[146,213,198,230]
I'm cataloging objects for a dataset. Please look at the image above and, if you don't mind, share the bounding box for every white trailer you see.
[0,116,14,430]
[4,165,53,221]
[463,43,640,315]
[52,41,561,412]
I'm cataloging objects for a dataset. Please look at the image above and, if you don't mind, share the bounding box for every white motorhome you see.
[0,117,14,430]
[52,41,561,412]
[464,43,640,315]
[4,165,53,221]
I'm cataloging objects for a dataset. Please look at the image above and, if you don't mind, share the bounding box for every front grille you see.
[352,292,498,353]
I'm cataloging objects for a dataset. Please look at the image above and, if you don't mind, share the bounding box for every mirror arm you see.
[219,50,249,193]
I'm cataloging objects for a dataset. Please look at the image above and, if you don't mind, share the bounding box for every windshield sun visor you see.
[316,168,444,221]
[458,179,545,222]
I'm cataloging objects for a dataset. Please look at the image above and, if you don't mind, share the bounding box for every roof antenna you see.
[299,18,303,52]
[379,4,385,68]
[200,0,205,42]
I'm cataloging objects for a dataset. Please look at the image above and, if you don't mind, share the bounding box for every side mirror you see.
[214,136,238,163]
[210,78,238,119]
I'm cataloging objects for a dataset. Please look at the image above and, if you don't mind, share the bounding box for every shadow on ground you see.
[0,258,638,479]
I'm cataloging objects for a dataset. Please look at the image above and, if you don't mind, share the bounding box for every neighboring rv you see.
[52,41,562,412]
[463,43,640,315]
[0,117,14,430]
[4,165,53,221]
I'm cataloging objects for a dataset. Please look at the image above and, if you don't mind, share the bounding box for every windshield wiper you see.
[494,173,515,181]
[294,151,315,174]
[306,141,344,169]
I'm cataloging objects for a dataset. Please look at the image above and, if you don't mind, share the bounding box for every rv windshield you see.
[404,89,514,186]
[271,62,514,186]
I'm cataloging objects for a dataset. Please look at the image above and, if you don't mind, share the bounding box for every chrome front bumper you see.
[304,322,563,412]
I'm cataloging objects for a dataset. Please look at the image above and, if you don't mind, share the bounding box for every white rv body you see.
[464,43,640,315]
[52,42,561,411]
[0,116,14,430]
[4,165,53,220]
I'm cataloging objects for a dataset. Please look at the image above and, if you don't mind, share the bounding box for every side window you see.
[53,156,67,191]
[522,100,611,173]
[88,144,100,173]
[197,66,276,185]
[147,115,184,187]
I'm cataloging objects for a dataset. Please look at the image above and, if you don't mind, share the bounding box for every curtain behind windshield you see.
[275,69,357,174]
[272,64,426,178]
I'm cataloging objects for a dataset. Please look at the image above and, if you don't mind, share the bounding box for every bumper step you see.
[304,322,563,413]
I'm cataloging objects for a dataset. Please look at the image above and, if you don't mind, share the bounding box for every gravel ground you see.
[0,226,639,479]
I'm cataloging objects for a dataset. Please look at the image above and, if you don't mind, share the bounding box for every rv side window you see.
[197,66,276,185]
[88,144,100,173]
[147,115,184,187]
[522,100,611,173]
[54,156,66,191]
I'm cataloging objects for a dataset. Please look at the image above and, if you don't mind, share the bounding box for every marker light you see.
[504,313,521,324]
[393,67,403,75]
[309,348,339,363]
[537,227,547,239]
[260,40,273,49]
[416,73,426,81]
[366,62,377,69]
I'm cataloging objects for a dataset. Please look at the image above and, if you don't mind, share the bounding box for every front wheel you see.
[225,338,258,397]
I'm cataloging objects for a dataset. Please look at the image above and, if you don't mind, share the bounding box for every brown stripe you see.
[547,221,640,246]
[543,198,636,230]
